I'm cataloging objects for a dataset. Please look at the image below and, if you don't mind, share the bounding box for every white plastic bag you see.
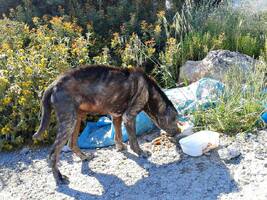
[178,121,194,136]
[179,130,220,156]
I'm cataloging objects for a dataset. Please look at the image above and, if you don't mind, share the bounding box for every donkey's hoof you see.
[80,153,95,161]
[116,142,127,152]
[137,150,151,158]
[56,174,70,185]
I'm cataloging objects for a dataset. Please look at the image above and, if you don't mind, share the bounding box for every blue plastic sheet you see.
[78,112,155,149]
[78,78,224,149]
[261,112,267,123]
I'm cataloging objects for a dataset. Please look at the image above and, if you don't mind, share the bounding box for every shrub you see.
[0,17,91,150]
[193,62,267,134]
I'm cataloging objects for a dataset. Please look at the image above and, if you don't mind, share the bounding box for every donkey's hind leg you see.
[68,115,94,161]
[112,116,127,151]
[49,104,76,185]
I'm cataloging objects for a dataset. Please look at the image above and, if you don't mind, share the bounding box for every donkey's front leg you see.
[122,114,151,158]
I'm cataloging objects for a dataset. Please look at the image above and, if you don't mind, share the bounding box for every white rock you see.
[218,145,241,160]
[179,50,259,83]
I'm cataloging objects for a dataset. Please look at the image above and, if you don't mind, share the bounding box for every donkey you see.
[33,65,180,185]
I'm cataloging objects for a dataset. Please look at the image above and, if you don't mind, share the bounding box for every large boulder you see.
[179,50,259,83]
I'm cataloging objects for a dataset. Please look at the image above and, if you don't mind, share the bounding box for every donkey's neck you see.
[143,75,176,121]
[144,84,170,127]
[148,87,167,113]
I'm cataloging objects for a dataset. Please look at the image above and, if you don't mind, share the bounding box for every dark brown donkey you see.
[33,65,180,185]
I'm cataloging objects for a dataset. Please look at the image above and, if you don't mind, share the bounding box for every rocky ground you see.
[0,129,266,200]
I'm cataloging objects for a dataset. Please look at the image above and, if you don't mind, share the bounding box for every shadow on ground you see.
[0,130,239,200]
[57,150,239,200]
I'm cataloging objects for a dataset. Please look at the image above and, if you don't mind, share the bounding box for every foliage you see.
[0,17,91,150]
[193,62,267,134]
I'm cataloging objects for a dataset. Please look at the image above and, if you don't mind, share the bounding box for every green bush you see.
[0,17,91,150]
[193,62,267,134]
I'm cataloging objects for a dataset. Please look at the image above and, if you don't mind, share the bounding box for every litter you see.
[177,121,194,136]
[261,111,267,123]
[179,130,220,156]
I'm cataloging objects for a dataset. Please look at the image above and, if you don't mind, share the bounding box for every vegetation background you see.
[0,0,266,150]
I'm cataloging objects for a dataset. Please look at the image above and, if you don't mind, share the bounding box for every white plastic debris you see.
[179,130,220,156]
[178,121,194,136]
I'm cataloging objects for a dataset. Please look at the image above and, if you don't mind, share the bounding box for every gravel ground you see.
[0,129,266,200]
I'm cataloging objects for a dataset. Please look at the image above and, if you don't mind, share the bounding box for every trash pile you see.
[78,50,266,157]
[77,76,266,156]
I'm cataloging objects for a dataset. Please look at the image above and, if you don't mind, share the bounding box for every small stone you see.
[48,191,55,195]
[114,191,120,197]
[142,171,150,178]
[143,163,151,170]
[218,145,241,160]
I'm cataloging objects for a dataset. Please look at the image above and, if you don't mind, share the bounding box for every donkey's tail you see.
[32,85,53,140]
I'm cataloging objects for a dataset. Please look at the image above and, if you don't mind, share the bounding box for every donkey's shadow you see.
[57,147,239,200]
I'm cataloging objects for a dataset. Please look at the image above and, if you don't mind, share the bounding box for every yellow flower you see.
[82,47,87,52]
[147,47,156,56]
[0,77,8,85]
[25,67,33,74]
[18,49,25,54]
[18,97,26,105]
[154,25,161,34]
[32,17,39,24]
[19,56,26,61]
[157,10,165,18]
[140,20,148,30]
[2,43,10,50]
[63,22,73,30]
[79,59,85,64]
[2,97,11,105]
[22,90,31,96]
[167,37,176,45]
[1,125,11,134]
[38,58,46,68]
[21,81,31,88]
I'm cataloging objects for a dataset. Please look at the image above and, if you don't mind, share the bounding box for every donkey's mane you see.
[144,75,176,110]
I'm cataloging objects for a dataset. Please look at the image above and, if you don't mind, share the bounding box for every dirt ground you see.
[0,129,266,200]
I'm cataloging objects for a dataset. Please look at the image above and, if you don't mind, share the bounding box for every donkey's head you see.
[155,104,180,136]
[144,77,181,137]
